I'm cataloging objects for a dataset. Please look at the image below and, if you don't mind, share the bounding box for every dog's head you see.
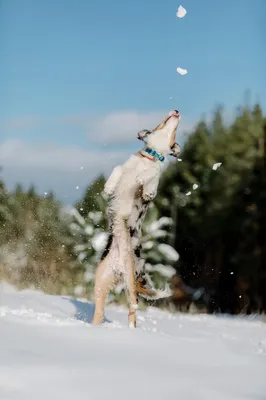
[137,110,181,158]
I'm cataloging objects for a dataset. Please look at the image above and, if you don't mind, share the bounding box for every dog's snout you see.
[168,110,180,118]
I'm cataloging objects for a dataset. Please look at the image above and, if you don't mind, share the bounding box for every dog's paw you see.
[142,191,156,202]
[104,183,114,196]
[136,175,144,186]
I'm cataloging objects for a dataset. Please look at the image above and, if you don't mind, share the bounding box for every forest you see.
[1,104,265,315]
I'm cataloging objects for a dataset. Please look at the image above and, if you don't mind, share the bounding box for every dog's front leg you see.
[142,175,159,202]
[104,165,123,195]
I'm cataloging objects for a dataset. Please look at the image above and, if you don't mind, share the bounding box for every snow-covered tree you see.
[67,194,108,298]
[139,203,178,290]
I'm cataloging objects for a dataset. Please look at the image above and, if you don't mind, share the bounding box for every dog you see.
[92,110,181,328]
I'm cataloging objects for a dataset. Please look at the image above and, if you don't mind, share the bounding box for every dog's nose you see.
[168,110,180,117]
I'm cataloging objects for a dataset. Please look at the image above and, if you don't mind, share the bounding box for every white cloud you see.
[61,110,193,145]
[0,139,126,171]
[0,110,194,203]
[0,139,129,203]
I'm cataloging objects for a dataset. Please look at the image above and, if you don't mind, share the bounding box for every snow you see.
[148,217,173,233]
[212,162,222,170]
[176,67,188,75]
[176,5,187,18]
[142,240,154,250]
[91,231,108,252]
[84,224,94,235]
[193,183,199,190]
[0,283,266,400]
[157,243,179,262]
[186,191,191,196]
[146,263,176,278]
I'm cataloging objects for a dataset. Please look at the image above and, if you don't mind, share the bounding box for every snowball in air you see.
[212,162,222,171]
[176,67,188,75]
[193,184,199,190]
[176,5,187,18]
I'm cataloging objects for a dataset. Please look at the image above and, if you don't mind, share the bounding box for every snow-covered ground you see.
[0,282,265,400]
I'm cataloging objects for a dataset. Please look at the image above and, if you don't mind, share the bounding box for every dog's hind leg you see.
[92,255,115,325]
[124,251,138,328]
[114,218,138,328]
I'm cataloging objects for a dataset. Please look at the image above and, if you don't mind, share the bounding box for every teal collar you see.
[143,147,165,162]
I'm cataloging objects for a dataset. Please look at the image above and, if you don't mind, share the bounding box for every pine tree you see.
[76,175,106,219]
[68,191,108,298]
[140,203,178,289]
[157,104,266,313]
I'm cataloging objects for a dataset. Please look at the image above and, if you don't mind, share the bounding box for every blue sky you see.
[0,0,265,203]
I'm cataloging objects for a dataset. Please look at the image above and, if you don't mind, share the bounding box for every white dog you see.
[92,110,181,328]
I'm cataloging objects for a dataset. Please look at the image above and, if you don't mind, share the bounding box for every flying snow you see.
[186,191,191,196]
[176,67,188,75]
[212,162,222,171]
[193,184,199,190]
[176,5,187,18]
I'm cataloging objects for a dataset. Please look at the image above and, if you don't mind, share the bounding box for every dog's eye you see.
[170,143,181,157]
[137,129,151,141]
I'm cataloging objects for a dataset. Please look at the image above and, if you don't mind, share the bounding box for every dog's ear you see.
[137,129,151,142]
[170,143,181,157]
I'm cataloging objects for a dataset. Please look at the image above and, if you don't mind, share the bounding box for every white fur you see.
[105,155,162,219]
[104,165,123,195]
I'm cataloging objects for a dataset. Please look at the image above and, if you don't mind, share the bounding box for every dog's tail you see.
[136,273,173,301]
